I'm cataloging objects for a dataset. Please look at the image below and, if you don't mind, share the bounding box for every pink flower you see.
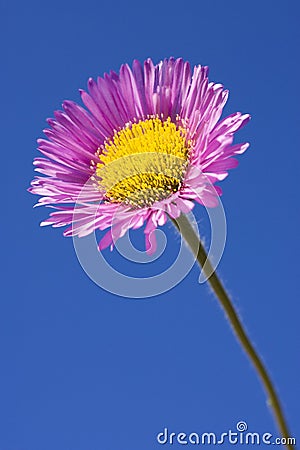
[29,57,250,253]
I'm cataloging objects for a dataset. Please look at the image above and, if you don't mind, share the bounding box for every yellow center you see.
[95,117,190,208]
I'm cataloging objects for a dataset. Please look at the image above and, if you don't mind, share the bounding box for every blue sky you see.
[1,0,300,449]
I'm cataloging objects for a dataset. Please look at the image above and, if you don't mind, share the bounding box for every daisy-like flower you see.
[29,57,250,253]
[29,59,296,447]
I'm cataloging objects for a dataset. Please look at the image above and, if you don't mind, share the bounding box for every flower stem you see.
[170,213,294,450]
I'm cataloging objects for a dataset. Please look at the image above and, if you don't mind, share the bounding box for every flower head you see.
[29,57,250,253]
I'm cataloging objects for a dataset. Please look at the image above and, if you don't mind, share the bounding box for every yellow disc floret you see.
[95,116,190,208]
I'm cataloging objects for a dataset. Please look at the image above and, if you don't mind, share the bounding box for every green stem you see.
[170,213,294,450]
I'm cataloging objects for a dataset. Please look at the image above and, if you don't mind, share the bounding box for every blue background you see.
[1,0,299,448]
